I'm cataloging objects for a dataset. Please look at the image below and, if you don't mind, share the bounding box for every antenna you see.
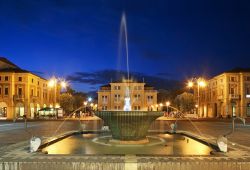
[143,77,144,83]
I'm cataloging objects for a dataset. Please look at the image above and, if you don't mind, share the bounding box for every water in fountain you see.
[117,12,132,111]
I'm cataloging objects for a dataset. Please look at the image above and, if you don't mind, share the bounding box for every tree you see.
[73,92,87,110]
[174,92,195,113]
[59,93,74,115]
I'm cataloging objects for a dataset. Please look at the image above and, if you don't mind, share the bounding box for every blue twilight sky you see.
[0,0,250,92]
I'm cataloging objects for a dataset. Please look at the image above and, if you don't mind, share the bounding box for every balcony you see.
[229,94,240,100]
[145,90,157,93]
[217,95,224,100]
[13,95,25,101]
[30,95,39,102]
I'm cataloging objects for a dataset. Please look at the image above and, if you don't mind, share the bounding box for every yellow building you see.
[97,79,158,111]
[198,68,250,118]
[0,57,60,120]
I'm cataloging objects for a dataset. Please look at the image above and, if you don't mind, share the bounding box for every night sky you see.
[0,0,250,92]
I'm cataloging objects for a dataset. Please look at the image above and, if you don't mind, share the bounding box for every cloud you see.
[66,69,181,90]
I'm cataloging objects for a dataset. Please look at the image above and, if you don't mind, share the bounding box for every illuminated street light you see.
[166,101,170,117]
[198,80,206,87]
[186,77,207,118]
[187,81,194,88]
[60,81,67,89]
[84,101,87,106]
[48,78,57,88]
[88,97,92,102]
[159,103,163,107]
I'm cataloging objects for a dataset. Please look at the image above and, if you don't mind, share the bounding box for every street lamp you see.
[48,77,68,111]
[187,78,206,118]
[159,103,163,111]
[88,97,92,102]
[166,101,170,117]
[84,101,87,113]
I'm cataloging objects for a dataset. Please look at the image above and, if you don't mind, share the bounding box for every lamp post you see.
[166,101,170,117]
[187,78,206,118]
[48,77,67,117]
[83,101,87,115]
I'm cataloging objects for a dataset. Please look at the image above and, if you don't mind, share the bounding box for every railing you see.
[229,94,240,100]
[13,95,25,101]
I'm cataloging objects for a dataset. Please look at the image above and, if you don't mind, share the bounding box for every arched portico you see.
[0,102,8,119]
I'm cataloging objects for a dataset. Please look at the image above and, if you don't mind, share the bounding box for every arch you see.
[0,102,8,118]
[15,102,24,117]
[30,103,35,119]
[37,104,40,112]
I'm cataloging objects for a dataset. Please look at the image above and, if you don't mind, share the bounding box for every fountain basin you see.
[95,111,163,141]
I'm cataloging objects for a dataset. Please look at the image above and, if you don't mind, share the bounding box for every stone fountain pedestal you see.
[95,111,163,143]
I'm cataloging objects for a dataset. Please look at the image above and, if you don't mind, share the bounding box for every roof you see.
[0,57,20,68]
[0,67,29,73]
[224,68,250,73]
[100,84,111,87]
[144,84,153,88]
[0,57,47,80]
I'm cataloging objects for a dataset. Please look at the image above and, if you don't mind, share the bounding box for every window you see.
[220,89,223,95]
[114,86,120,90]
[114,106,120,110]
[37,91,39,97]
[134,94,140,101]
[31,89,34,96]
[114,94,120,102]
[134,106,140,111]
[4,87,8,95]
[102,96,108,103]
[147,96,153,102]
[230,76,236,82]
[18,77,22,82]
[31,79,34,83]
[230,88,235,95]
[102,106,107,111]
[18,88,22,96]
[4,76,8,81]
[246,86,250,95]
[245,76,250,81]
[38,81,39,85]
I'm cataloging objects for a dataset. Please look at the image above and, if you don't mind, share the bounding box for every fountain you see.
[39,12,216,157]
[95,12,163,144]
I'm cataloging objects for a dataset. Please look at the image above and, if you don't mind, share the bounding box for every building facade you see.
[198,68,250,118]
[97,80,158,111]
[0,57,60,120]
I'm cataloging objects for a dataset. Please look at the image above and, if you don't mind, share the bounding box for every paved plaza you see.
[0,118,250,148]
[0,118,250,170]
